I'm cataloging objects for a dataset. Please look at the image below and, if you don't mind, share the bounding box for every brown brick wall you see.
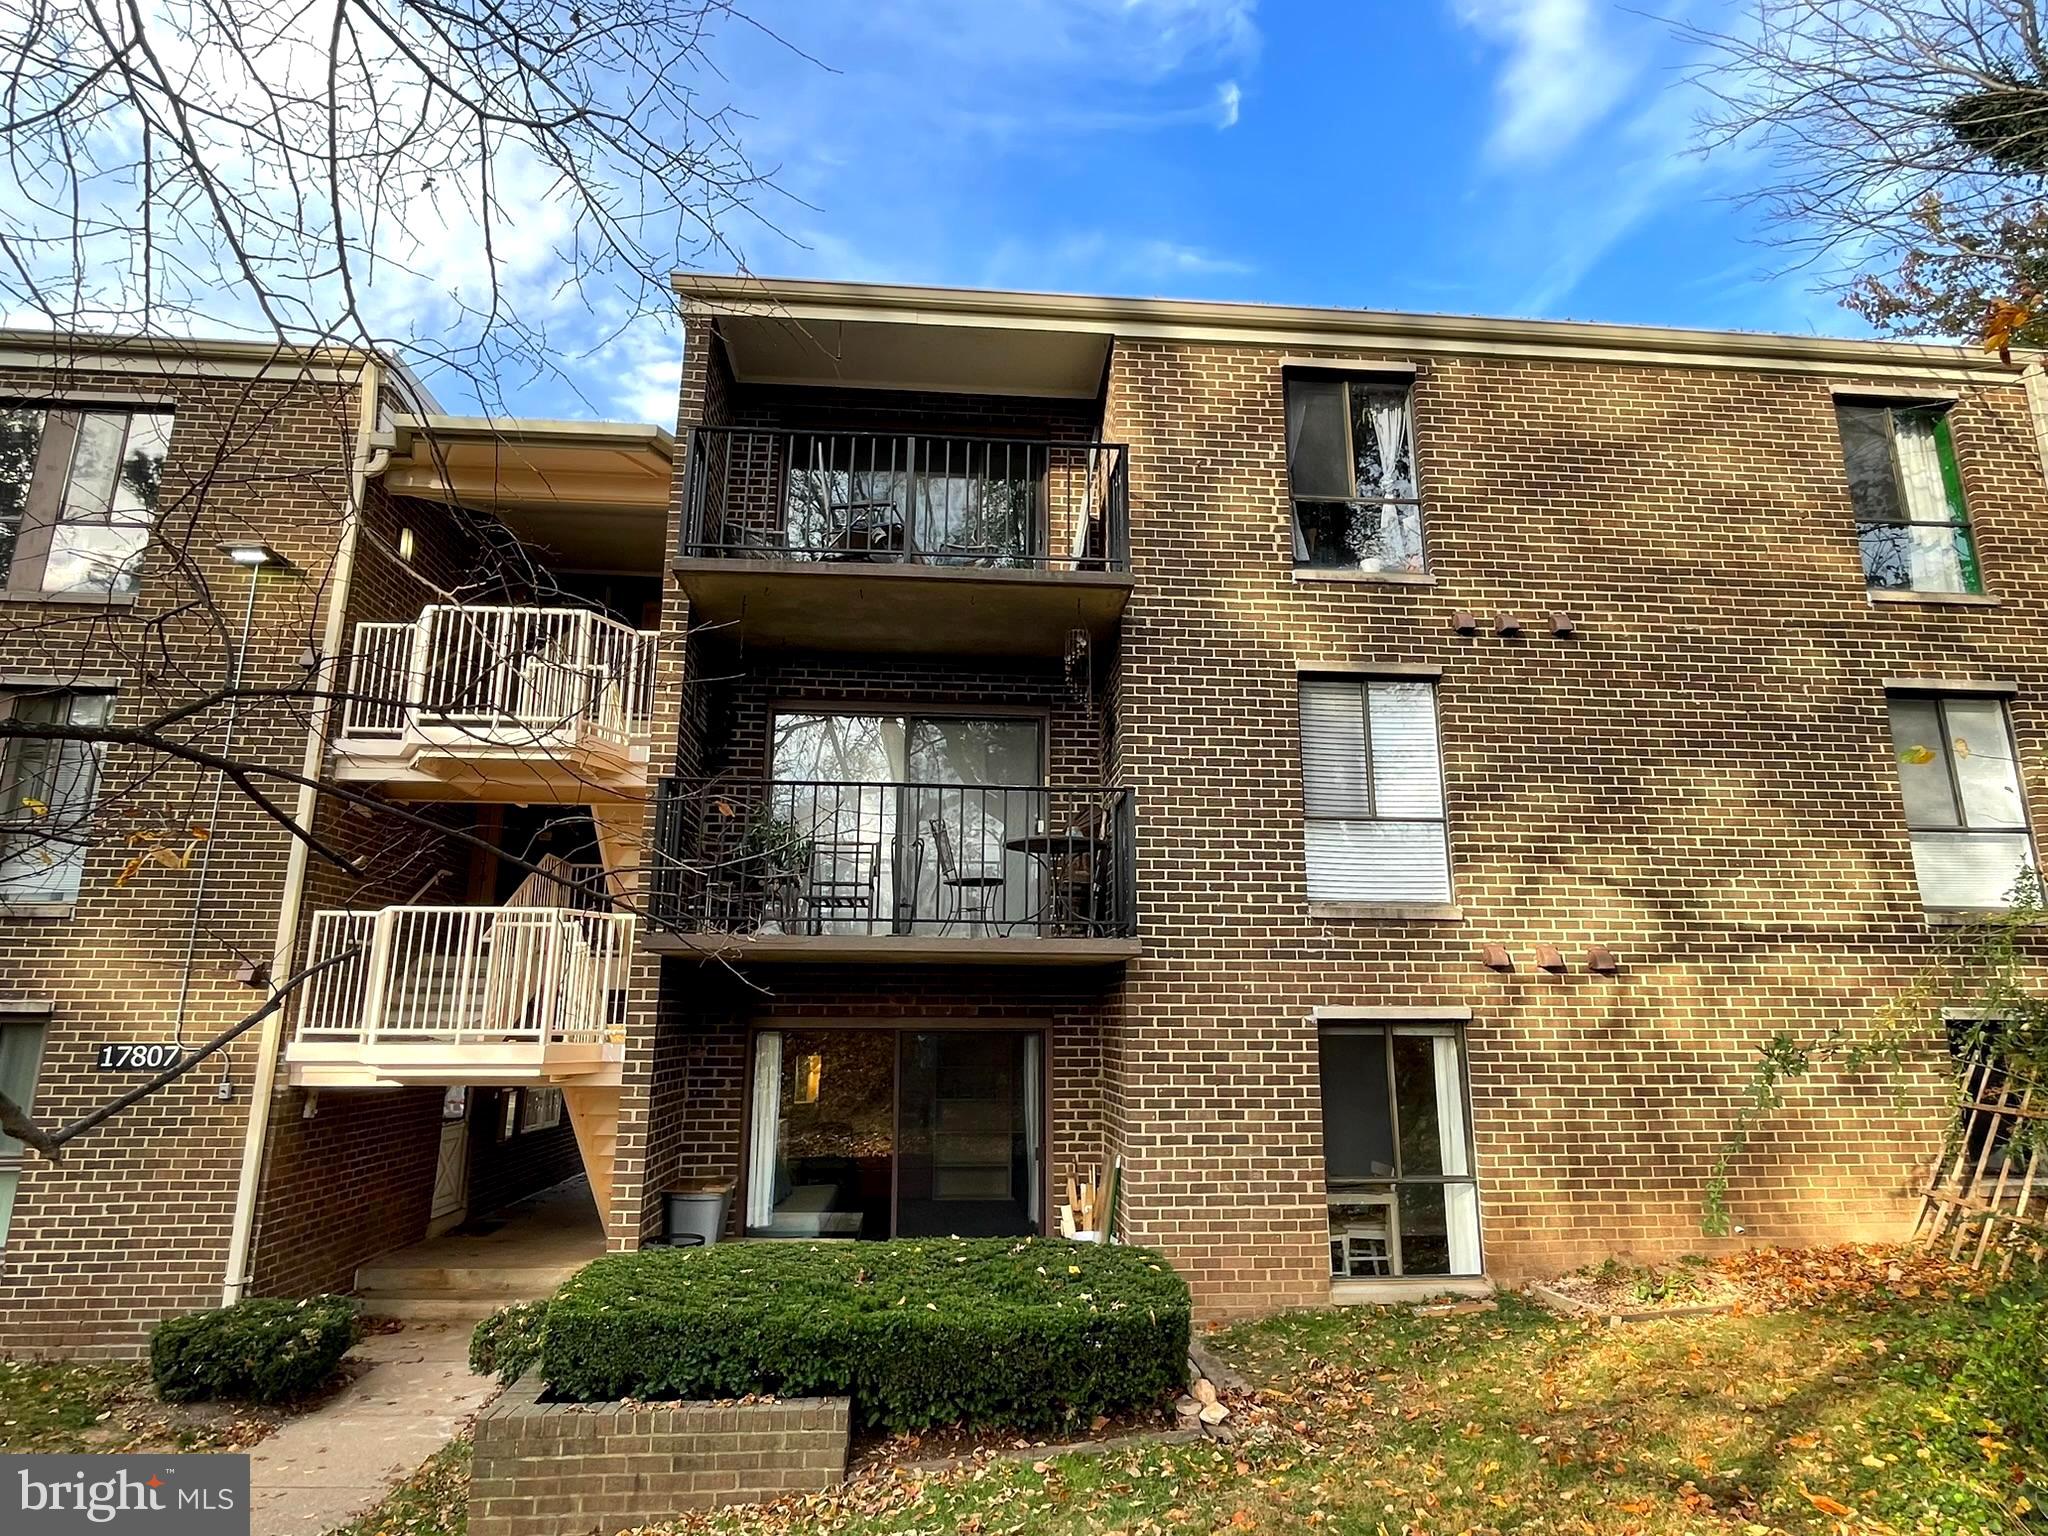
[1101,339,2036,1312]
[650,313,2047,1321]
[0,357,368,1353]
[467,1094,584,1217]
[647,964,1107,1240]
[0,359,497,1348]
[470,1376,849,1534]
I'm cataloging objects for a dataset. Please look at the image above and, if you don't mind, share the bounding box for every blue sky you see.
[562,0,1842,422]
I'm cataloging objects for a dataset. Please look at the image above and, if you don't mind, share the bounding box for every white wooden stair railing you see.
[294,901,633,1056]
[338,605,660,753]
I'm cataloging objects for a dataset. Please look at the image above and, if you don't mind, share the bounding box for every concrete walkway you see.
[248,1317,496,1536]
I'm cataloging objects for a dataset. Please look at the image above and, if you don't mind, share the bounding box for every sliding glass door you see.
[770,712,1044,934]
[745,1027,1044,1240]
[745,1028,895,1239]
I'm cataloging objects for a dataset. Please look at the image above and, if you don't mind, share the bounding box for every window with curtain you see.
[1298,676,1450,904]
[0,406,173,597]
[0,1017,46,1249]
[0,690,114,904]
[1319,1022,1481,1278]
[766,711,1045,934]
[1837,402,1980,594]
[1283,374,1424,573]
[1887,693,2033,909]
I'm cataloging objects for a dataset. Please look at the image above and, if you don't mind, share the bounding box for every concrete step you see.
[353,1295,508,1322]
[354,1262,584,1297]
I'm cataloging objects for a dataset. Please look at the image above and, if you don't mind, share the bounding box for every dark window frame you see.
[1318,1020,1483,1279]
[0,402,173,598]
[1887,690,2036,911]
[1836,400,1982,594]
[1282,371,1427,574]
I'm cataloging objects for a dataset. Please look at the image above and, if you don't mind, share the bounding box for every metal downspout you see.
[219,359,384,1304]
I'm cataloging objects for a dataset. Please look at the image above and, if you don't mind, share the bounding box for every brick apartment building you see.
[1,282,2041,1349]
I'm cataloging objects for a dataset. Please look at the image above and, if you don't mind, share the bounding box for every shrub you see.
[541,1238,1191,1431]
[470,1300,549,1383]
[1950,1292,2048,1451]
[150,1295,360,1405]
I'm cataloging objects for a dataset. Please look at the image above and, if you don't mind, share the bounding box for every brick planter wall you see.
[469,1377,850,1534]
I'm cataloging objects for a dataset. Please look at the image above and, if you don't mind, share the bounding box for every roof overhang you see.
[673,274,2040,386]
[700,309,1111,399]
[0,328,379,385]
[375,414,675,572]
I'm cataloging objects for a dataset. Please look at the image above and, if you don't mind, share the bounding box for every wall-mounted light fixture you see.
[217,539,294,571]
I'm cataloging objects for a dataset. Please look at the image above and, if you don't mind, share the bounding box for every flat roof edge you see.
[670,273,2035,377]
[0,328,374,368]
[382,413,676,458]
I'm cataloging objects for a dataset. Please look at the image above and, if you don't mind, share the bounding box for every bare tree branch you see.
[1684,1,2048,347]
[0,943,359,1163]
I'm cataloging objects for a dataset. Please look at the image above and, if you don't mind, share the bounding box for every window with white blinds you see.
[1299,676,1451,903]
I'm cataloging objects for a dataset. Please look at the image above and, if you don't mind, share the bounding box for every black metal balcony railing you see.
[651,779,1137,941]
[680,427,1130,573]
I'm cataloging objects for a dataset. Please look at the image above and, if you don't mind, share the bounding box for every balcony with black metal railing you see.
[674,427,1133,657]
[646,777,1138,965]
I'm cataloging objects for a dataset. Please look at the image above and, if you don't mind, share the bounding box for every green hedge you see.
[542,1239,1191,1430]
[470,1299,549,1384]
[150,1295,360,1404]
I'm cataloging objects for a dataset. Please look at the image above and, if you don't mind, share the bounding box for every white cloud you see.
[1217,80,1244,128]
[977,231,1252,293]
[1450,0,1634,164]
[600,328,688,427]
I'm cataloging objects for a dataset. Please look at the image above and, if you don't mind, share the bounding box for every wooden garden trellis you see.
[1915,1052,2048,1275]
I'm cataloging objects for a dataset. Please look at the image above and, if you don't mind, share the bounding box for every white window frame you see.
[0,404,173,598]
[0,1014,48,1250]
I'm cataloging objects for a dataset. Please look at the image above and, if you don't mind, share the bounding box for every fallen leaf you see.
[1802,1488,1854,1517]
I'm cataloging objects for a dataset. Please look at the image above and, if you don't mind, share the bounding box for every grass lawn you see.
[648,1264,2045,1535]
[328,1438,473,1536]
[0,1358,277,1454]
[336,1251,2046,1536]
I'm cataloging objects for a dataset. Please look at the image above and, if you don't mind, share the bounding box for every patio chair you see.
[803,840,881,934]
[1045,804,1108,935]
[927,818,1006,937]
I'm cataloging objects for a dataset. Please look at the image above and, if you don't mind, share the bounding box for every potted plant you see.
[738,811,812,934]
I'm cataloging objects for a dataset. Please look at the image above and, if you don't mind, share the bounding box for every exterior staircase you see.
[563,1085,620,1221]
[352,1178,603,1320]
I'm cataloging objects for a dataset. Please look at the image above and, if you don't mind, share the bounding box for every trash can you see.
[663,1181,734,1247]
